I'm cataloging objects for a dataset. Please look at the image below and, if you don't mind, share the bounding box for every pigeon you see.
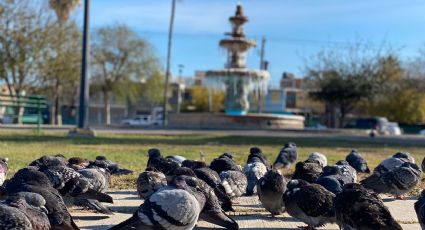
[220,170,248,199]
[95,156,133,175]
[3,192,51,230]
[334,183,402,230]
[0,157,8,186]
[345,149,370,173]
[316,175,344,194]
[165,166,196,182]
[210,154,241,174]
[0,200,33,229]
[137,171,167,199]
[361,162,421,199]
[247,147,271,170]
[29,155,67,168]
[68,157,90,170]
[284,179,335,229]
[147,148,162,168]
[273,142,297,169]
[415,190,425,230]
[165,155,187,165]
[257,169,287,216]
[182,160,207,170]
[292,159,323,183]
[244,147,269,195]
[193,167,234,212]
[147,156,180,176]
[307,152,327,167]
[109,177,204,230]
[335,160,357,183]
[374,152,416,176]
[4,167,80,230]
[174,175,239,230]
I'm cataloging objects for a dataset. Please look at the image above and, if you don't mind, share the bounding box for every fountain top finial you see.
[236,4,244,17]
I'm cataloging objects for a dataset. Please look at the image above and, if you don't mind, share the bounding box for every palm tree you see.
[162,0,177,125]
[49,0,81,25]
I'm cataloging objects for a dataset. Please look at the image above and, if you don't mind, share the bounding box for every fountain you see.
[168,4,305,130]
[205,4,269,115]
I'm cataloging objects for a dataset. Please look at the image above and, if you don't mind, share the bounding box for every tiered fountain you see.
[205,4,269,115]
[169,4,305,129]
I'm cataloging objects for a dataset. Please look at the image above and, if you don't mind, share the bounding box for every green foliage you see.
[142,71,165,107]
[186,86,224,112]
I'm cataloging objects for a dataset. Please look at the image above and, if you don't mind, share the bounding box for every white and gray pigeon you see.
[273,142,297,169]
[109,177,205,230]
[257,169,287,216]
[334,183,402,230]
[374,152,416,176]
[345,149,370,173]
[220,170,248,199]
[415,190,425,230]
[361,162,421,199]
[244,147,269,195]
[136,170,167,199]
[307,152,327,167]
[284,179,335,229]
[0,157,8,186]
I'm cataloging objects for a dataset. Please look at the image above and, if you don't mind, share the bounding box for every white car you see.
[121,115,159,126]
[420,130,425,136]
[387,122,402,136]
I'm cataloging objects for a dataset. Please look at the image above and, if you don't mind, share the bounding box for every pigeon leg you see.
[395,195,406,200]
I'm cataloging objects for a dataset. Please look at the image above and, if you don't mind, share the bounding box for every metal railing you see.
[0,94,48,132]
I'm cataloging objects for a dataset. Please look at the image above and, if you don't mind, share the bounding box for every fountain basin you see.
[168,113,305,130]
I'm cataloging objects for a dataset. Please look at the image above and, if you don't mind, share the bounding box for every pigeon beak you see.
[41,206,49,214]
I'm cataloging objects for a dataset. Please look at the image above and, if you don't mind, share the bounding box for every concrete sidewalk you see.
[72,190,420,230]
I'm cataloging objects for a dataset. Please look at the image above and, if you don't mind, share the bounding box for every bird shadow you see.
[382,196,417,202]
[73,215,110,221]
[109,206,138,214]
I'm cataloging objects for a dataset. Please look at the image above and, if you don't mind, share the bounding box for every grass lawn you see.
[1,130,424,191]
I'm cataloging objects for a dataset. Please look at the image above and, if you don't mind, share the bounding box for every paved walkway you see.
[72,190,420,230]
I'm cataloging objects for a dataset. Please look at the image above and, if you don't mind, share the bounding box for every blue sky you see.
[84,0,425,87]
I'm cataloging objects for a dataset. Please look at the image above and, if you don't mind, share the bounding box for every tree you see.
[0,1,54,123]
[186,86,224,113]
[46,0,81,125]
[305,43,394,127]
[142,71,165,107]
[91,24,159,125]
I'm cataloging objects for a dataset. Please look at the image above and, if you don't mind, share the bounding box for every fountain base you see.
[168,113,305,130]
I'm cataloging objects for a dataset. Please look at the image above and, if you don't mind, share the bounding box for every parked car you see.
[344,117,389,135]
[120,115,159,126]
[387,122,402,136]
[419,130,425,136]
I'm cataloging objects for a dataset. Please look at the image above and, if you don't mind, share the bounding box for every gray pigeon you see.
[220,170,248,199]
[345,149,370,173]
[415,190,425,230]
[137,171,167,199]
[175,175,239,230]
[292,159,323,183]
[4,192,51,230]
[273,142,297,169]
[284,179,335,229]
[244,147,269,195]
[307,152,327,167]
[334,183,402,230]
[0,157,8,186]
[109,177,204,230]
[374,152,415,176]
[257,169,287,216]
[361,162,421,199]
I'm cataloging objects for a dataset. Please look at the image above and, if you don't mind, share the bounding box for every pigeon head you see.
[12,192,47,211]
[249,147,262,154]
[219,153,234,159]
[322,166,341,176]
[0,157,8,165]
[284,142,297,149]
[95,155,107,161]
[148,148,161,158]
[12,167,52,187]
[393,152,415,163]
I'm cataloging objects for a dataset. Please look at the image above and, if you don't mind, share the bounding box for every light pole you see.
[78,0,90,129]
[162,0,177,126]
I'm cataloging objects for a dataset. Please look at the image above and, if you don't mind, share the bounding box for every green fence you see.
[0,94,48,132]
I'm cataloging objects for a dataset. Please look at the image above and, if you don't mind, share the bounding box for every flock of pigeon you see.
[0,143,424,230]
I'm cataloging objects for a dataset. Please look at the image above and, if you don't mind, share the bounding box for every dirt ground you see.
[71,190,421,230]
